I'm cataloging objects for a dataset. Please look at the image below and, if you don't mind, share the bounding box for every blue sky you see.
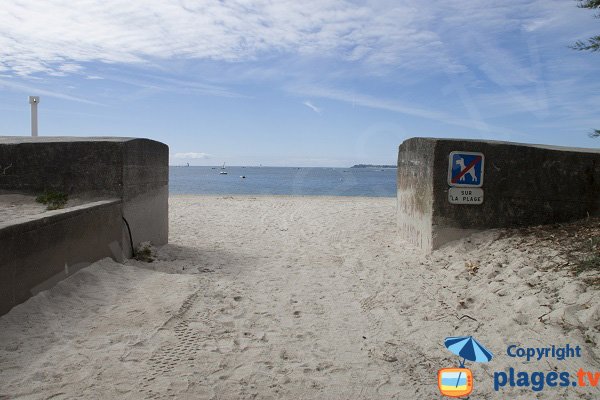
[0,0,598,166]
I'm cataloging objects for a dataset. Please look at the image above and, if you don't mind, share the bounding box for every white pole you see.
[29,96,39,137]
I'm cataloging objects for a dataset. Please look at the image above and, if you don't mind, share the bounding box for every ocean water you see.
[169,166,397,197]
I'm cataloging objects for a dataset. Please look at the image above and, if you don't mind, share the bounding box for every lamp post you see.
[29,96,39,137]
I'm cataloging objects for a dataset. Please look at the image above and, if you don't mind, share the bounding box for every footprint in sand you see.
[457,297,475,310]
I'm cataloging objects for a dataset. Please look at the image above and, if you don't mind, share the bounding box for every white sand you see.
[0,195,598,399]
[0,193,105,225]
[0,194,48,224]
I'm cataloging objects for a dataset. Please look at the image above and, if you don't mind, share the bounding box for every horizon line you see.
[168,164,398,168]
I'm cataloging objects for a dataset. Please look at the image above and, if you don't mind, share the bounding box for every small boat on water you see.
[220,162,228,175]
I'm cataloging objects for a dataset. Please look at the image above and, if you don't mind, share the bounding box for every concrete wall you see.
[397,137,435,251]
[0,136,168,315]
[397,137,600,253]
[0,136,169,253]
[0,137,124,197]
[121,138,169,253]
[0,200,122,315]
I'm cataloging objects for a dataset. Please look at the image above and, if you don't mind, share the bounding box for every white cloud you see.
[173,152,212,159]
[0,0,594,124]
[303,101,321,114]
[291,84,521,138]
[0,0,463,77]
[0,78,102,105]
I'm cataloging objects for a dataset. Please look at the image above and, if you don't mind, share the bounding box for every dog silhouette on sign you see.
[456,157,477,182]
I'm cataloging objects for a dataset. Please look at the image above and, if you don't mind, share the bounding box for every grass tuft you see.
[36,190,68,210]
[575,254,600,275]
[575,235,600,287]
[135,241,156,263]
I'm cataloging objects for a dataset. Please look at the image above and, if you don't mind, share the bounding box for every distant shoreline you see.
[170,165,398,169]
[350,164,397,169]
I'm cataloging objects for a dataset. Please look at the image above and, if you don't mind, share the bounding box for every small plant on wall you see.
[36,190,68,210]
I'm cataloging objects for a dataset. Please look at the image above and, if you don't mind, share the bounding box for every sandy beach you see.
[1,195,598,399]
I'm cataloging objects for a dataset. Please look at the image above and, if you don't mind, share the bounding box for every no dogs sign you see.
[448,151,484,187]
[448,151,484,204]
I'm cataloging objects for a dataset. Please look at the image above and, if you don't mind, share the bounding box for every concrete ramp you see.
[397,137,600,253]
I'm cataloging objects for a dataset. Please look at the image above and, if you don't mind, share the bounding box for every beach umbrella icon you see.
[444,336,493,390]
[445,336,493,367]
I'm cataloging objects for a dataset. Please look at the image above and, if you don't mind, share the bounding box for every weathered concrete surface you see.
[0,137,125,197]
[0,200,122,316]
[121,137,169,253]
[0,136,169,253]
[397,138,435,251]
[0,136,168,314]
[398,137,600,253]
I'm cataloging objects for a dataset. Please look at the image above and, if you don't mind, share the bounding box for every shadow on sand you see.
[130,243,258,276]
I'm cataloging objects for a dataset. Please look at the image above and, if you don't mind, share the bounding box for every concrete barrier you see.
[0,200,122,315]
[397,137,600,253]
[0,136,168,254]
[0,136,168,315]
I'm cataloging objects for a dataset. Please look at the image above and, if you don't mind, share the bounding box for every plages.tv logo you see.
[438,336,494,398]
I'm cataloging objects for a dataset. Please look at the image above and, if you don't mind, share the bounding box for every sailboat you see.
[219,162,228,175]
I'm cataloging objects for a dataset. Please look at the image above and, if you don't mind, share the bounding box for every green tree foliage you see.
[572,1,600,52]
[571,1,599,137]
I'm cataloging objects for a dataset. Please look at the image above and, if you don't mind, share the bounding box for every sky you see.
[0,0,598,167]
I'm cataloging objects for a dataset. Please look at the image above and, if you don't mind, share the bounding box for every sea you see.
[169,166,397,197]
